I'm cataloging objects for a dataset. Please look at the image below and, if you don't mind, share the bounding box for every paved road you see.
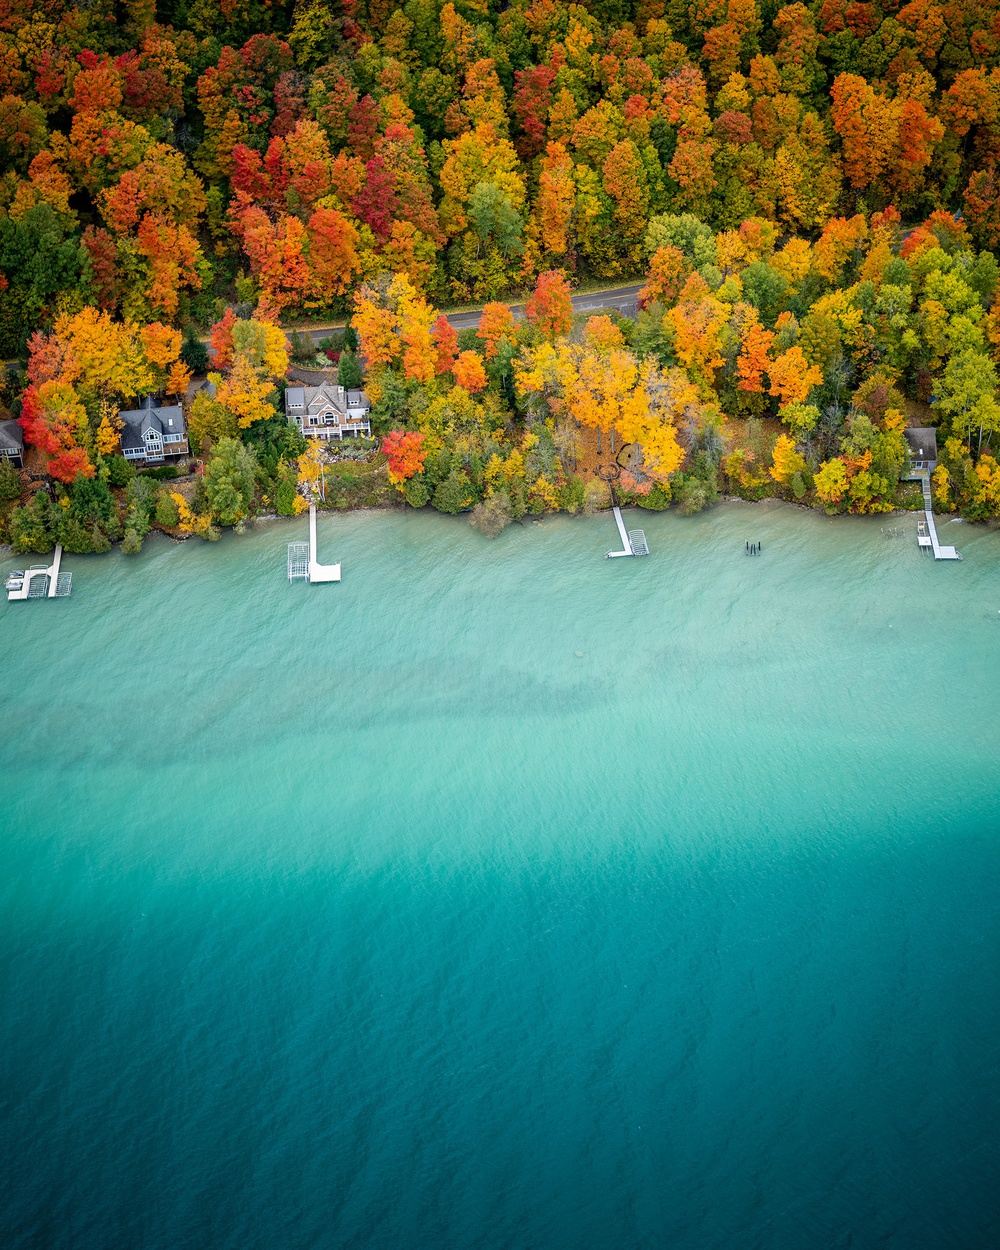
[299,283,643,344]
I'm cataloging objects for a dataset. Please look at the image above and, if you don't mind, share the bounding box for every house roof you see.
[119,399,185,437]
[904,427,938,460]
[120,423,145,451]
[0,418,24,453]
[306,384,344,411]
[285,384,370,416]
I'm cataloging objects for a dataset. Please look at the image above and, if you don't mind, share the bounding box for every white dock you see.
[288,505,340,582]
[5,545,72,601]
[909,470,961,560]
[606,505,648,558]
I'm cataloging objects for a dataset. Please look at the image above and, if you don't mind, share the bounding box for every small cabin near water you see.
[904,427,937,472]
[285,384,371,441]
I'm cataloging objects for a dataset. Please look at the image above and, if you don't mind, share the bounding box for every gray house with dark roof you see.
[118,396,188,464]
[904,427,937,471]
[285,383,371,441]
[0,418,24,467]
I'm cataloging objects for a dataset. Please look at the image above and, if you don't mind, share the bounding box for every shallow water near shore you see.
[2,501,998,1250]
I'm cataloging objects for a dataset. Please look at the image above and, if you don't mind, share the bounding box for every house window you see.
[308,414,320,426]
[321,410,339,426]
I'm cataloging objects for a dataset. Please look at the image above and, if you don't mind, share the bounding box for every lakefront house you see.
[118,397,189,464]
[284,384,371,441]
[0,418,24,467]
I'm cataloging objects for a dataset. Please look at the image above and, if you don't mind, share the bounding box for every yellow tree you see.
[52,308,158,398]
[770,433,806,483]
[210,317,289,430]
[814,457,848,505]
[666,278,728,389]
[768,345,822,407]
[296,441,327,508]
[516,342,686,482]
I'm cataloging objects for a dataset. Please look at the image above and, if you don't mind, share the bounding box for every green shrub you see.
[674,474,713,516]
[9,490,58,553]
[469,493,513,537]
[121,528,143,554]
[155,492,180,527]
[404,476,430,508]
[432,469,474,514]
[635,482,672,510]
[558,477,586,513]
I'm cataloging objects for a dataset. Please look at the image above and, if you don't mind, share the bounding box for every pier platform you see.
[907,470,961,560]
[606,504,648,558]
[6,545,72,601]
[288,505,341,582]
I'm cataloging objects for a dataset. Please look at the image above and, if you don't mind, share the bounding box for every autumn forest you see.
[2,0,1000,551]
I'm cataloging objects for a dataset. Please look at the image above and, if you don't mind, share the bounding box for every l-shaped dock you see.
[288,504,341,582]
[606,501,648,558]
[910,470,961,560]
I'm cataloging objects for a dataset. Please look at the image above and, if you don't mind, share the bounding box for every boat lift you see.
[6,544,72,601]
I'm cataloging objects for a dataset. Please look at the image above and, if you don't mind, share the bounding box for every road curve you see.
[298,283,643,344]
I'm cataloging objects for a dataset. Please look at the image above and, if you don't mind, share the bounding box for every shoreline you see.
[1,498,982,567]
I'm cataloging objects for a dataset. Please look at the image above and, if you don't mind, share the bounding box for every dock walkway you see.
[908,470,961,560]
[606,499,649,559]
[288,505,341,582]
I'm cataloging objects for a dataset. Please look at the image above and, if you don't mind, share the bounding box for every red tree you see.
[352,155,399,242]
[382,430,427,482]
[208,308,237,370]
[432,315,458,375]
[525,271,573,340]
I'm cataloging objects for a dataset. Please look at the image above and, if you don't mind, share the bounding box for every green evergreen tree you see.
[8,490,58,553]
[337,348,363,389]
[0,457,21,503]
[155,491,180,528]
[203,437,258,526]
[60,514,95,553]
[404,476,430,508]
[180,324,209,374]
[432,468,473,514]
[124,476,156,537]
[275,465,298,515]
[106,455,134,488]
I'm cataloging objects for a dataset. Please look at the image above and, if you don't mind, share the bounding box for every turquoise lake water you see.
[1,502,998,1249]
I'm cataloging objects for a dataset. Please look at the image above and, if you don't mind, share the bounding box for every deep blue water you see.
[2,503,998,1249]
